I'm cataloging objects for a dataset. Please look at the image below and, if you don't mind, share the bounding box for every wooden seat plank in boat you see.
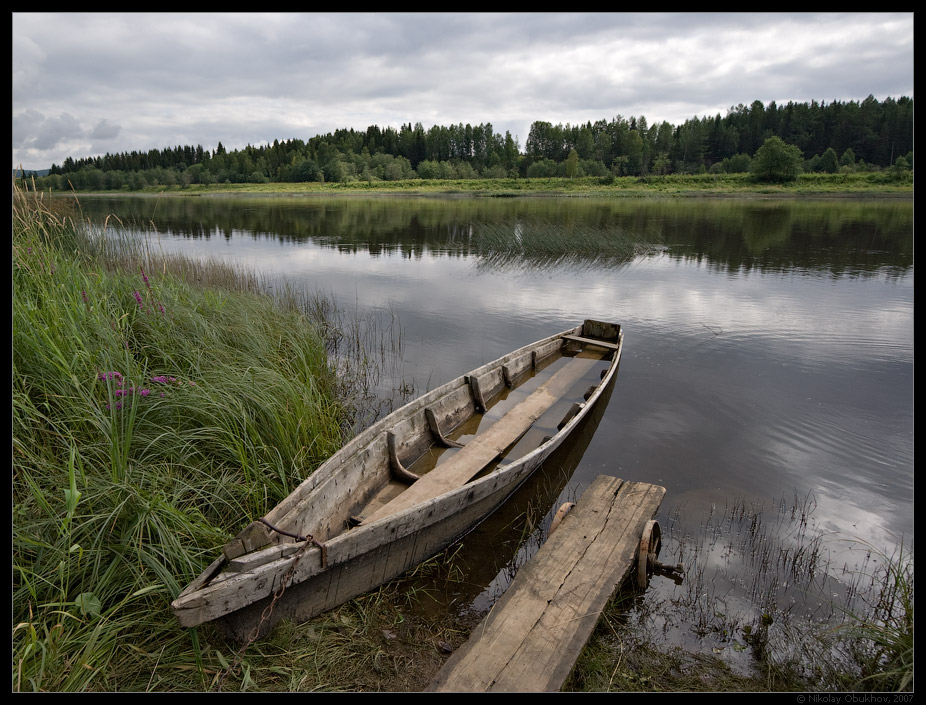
[561,334,622,351]
[360,354,603,525]
[428,475,666,693]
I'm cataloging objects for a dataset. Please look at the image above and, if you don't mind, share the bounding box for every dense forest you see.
[31,95,912,190]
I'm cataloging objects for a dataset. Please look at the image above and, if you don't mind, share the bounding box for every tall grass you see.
[835,541,914,691]
[13,186,353,690]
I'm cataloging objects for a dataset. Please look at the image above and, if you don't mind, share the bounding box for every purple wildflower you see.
[140,388,150,397]
[133,290,145,311]
[81,290,88,304]
[140,267,151,290]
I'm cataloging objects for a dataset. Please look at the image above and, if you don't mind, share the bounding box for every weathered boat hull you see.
[214,464,540,641]
[171,320,622,639]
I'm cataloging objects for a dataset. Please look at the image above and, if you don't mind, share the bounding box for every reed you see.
[834,541,913,691]
[12,185,357,690]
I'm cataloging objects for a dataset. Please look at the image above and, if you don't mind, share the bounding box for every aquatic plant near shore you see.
[835,541,913,692]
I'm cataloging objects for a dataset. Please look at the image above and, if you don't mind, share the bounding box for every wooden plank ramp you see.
[427,475,666,693]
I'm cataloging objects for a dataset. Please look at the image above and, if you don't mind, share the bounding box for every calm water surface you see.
[80,195,913,624]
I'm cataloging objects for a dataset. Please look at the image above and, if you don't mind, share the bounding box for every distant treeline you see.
[33,95,912,190]
[13,168,50,178]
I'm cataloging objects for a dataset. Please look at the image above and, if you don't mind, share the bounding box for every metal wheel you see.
[637,519,662,589]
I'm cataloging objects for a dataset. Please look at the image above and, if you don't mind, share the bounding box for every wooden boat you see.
[171,319,623,641]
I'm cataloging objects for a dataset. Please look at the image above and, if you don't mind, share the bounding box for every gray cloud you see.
[90,119,121,141]
[12,12,913,171]
[13,110,84,151]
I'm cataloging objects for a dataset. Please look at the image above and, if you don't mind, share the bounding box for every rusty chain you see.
[214,522,326,692]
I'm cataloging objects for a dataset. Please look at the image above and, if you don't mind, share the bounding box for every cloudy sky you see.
[12,12,914,171]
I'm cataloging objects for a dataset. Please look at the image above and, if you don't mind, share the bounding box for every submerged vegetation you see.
[12,186,912,692]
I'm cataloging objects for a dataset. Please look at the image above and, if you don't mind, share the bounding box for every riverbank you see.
[43,171,913,199]
[12,187,385,691]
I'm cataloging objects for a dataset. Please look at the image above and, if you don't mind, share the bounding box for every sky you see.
[12,12,914,172]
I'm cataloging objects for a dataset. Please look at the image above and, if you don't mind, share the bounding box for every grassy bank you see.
[12,187,912,692]
[41,171,913,199]
[11,187,385,690]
